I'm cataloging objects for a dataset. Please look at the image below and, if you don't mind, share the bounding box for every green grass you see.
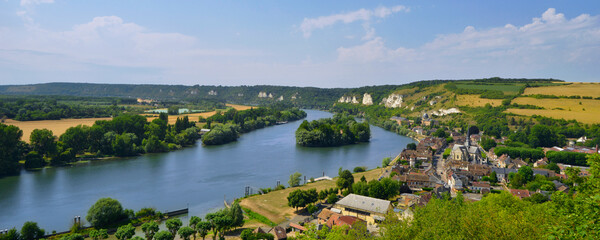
[455,83,524,94]
[241,207,277,227]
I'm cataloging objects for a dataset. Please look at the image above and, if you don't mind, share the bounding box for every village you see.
[245,112,598,240]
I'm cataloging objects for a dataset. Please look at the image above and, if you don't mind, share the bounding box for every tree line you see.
[201,106,306,145]
[0,113,201,177]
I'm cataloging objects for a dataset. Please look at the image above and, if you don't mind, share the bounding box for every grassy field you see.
[506,97,600,124]
[239,167,387,224]
[454,83,524,94]
[6,104,252,141]
[455,95,504,107]
[524,82,600,97]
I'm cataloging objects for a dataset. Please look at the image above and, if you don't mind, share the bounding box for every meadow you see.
[523,82,600,97]
[507,97,600,124]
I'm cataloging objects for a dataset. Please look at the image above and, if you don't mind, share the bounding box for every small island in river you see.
[295,113,370,147]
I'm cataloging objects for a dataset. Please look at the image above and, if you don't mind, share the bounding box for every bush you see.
[326,193,339,204]
[546,151,589,166]
[86,198,128,228]
[306,204,318,214]
[353,166,367,173]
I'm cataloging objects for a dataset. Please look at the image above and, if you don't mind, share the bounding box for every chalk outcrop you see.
[277,96,284,101]
[381,94,404,108]
[362,93,373,105]
[208,90,218,96]
[338,95,359,104]
[258,92,268,98]
[432,108,461,116]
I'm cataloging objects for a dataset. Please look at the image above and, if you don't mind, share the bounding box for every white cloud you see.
[300,5,408,38]
[20,0,54,6]
[338,8,600,65]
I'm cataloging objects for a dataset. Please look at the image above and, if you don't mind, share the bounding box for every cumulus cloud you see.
[338,8,600,68]
[300,5,408,38]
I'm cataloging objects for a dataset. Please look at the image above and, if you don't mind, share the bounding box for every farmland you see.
[506,97,600,124]
[455,95,504,107]
[5,104,252,141]
[523,82,600,97]
[454,83,524,94]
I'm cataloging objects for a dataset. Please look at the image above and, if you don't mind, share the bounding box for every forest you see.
[295,114,370,147]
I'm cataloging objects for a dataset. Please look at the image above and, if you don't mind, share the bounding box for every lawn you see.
[506,97,600,124]
[239,167,386,224]
[523,82,600,97]
[454,83,524,94]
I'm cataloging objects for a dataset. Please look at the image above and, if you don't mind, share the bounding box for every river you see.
[0,110,415,232]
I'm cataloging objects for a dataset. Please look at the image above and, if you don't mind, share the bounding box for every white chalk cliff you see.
[381,94,403,108]
[362,93,373,105]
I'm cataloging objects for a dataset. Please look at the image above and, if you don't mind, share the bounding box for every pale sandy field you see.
[506,97,600,124]
[524,82,600,97]
[5,104,252,141]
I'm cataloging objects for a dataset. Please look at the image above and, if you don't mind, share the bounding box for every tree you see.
[326,193,339,204]
[132,237,144,240]
[153,231,173,240]
[406,143,417,150]
[30,128,57,158]
[178,227,195,240]
[382,157,391,167]
[368,180,385,199]
[228,202,244,230]
[307,204,318,214]
[480,137,497,151]
[546,162,560,174]
[86,198,127,228]
[24,151,45,169]
[166,218,183,237]
[195,221,211,240]
[287,189,307,211]
[336,169,354,191]
[20,221,45,240]
[433,128,447,138]
[189,216,201,229]
[489,171,498,184]
[115,224,136,240]
[89,229,108,240]
[141,221,159,240]
[0,124,24,177]
[0,228,20,240]
[288,172,302,187]
[60,234,84,240]
[60,125,90,154]
[517,166,534,183]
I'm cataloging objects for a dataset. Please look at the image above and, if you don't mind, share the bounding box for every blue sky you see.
[1,0,599,87]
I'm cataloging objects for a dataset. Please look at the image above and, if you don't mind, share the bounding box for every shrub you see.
[86,198,127,228]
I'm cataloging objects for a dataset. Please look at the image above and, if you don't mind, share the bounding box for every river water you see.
[0,110,415,232]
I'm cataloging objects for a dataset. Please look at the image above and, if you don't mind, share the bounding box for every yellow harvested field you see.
[524,82,600,97]
[5,104,252,141]
[507,97,600,124]
[456,95,504,107]
[239,168,386,224]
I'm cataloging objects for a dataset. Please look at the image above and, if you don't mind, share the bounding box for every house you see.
[413,127,424,135]
[469,182,491,194]
[289,223,306,233]
[269,226,287,240]
[491,168,517,183]
[333,194,392,225]
[317,208,336,225]
[326,215,363,228]
[496,154,511,168]
[512,158,528,168]
[510,189,531,199]
[390,116,410,126]
[534,158,548,167]
[448,173,464,191]
[553,180,569,193]
[394,172,438,189]
[418,137,447,154]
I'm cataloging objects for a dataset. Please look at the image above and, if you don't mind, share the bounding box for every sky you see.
[0,0,599,87]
